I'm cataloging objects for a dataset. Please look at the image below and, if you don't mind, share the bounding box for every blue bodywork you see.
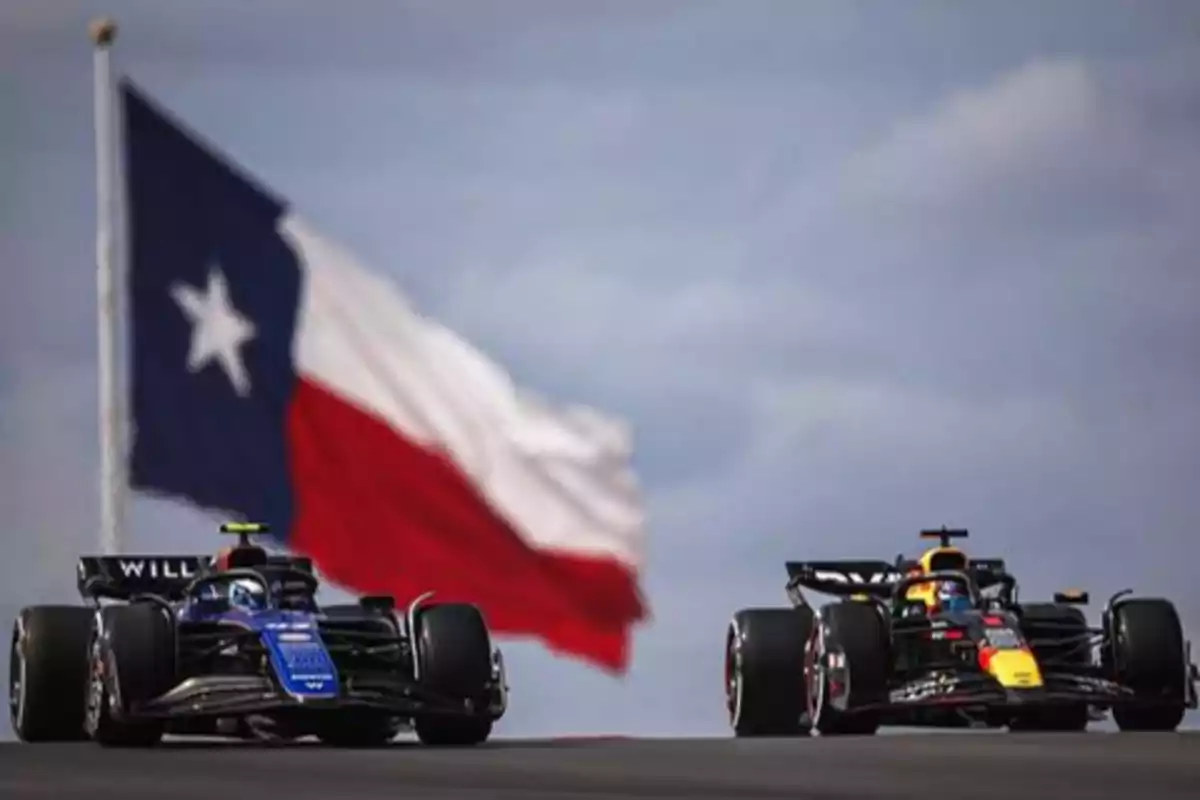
[74,553,507,736]
[176,605,340,699]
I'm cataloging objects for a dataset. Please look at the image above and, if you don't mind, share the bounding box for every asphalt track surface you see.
[2,733,1199,799]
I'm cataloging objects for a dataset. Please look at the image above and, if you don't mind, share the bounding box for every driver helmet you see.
[935,581,971,613]
[228,578,267,612]
[199,578,267,612]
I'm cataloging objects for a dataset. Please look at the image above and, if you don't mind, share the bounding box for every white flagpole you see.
[90,17,127,555]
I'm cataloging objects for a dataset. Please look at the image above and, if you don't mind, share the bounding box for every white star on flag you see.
[170,266,257,397]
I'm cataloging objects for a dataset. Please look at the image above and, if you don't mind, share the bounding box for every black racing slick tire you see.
[725,607,814,736]
[84,603,176,747]
[1107,598,1187,732]
[807,600,889,736]
[412,603,495,746]
[1010,603,1090,732]
[9,606,93,742]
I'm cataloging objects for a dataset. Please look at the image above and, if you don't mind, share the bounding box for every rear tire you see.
[807,601,888,736]
[9,606,93,742]
[1010,603,1090,732]
[1107,599,1187,732]
[726,607,814,737]
[412,603,495,746]
[85,603,176,747]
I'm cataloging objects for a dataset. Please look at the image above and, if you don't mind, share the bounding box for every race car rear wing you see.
[77,555,212,601]
[785,558,1014,608]
[785,560,905,603]
[77,553,315,602]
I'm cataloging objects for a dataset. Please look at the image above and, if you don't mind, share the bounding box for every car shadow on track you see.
[156,737,622,751]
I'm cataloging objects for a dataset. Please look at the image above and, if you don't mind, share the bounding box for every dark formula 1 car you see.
[724,527,1198,736]
[9,523,508,747]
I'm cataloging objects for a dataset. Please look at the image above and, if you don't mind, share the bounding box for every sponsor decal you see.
[811,570,898,585]
[1068,675,1120,694]
[891,673,957,702]
[930,629,964,641]
[117,558,200,580]
[278,642,331,672]
[264,621,312,631]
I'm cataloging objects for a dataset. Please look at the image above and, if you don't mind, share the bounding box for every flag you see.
[121,79,648,672]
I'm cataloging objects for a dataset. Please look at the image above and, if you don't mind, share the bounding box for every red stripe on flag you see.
[286,377,645,672]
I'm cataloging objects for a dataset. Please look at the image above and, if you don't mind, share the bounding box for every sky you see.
[3,1,1200,738]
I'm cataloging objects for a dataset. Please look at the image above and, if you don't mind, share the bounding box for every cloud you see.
[386,55,1200,740]
[0,361,101,602]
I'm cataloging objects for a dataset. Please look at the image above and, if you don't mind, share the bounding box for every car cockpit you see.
[185,523,321,614]
[890,528,1019,617]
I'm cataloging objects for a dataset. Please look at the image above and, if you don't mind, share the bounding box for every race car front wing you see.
[129,674,502,721]
[880,668,1196,712]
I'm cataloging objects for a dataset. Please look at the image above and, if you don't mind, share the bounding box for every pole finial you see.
[89,17,118,48]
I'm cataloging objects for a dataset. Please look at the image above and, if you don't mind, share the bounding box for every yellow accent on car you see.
[219,522,270,534]
[987,650,1044,689]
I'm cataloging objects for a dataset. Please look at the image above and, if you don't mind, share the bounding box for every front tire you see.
[1106,598,1187,732]
[9,606,93,742]
[85,603,176,747]
[412,603,495,746]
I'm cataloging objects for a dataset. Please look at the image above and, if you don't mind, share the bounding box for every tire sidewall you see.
[8,617,27,735]
[725,623,744,729]
[805,621,826,728]
[84,617,118,738]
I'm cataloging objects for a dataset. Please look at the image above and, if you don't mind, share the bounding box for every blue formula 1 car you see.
[8,523,508,747]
